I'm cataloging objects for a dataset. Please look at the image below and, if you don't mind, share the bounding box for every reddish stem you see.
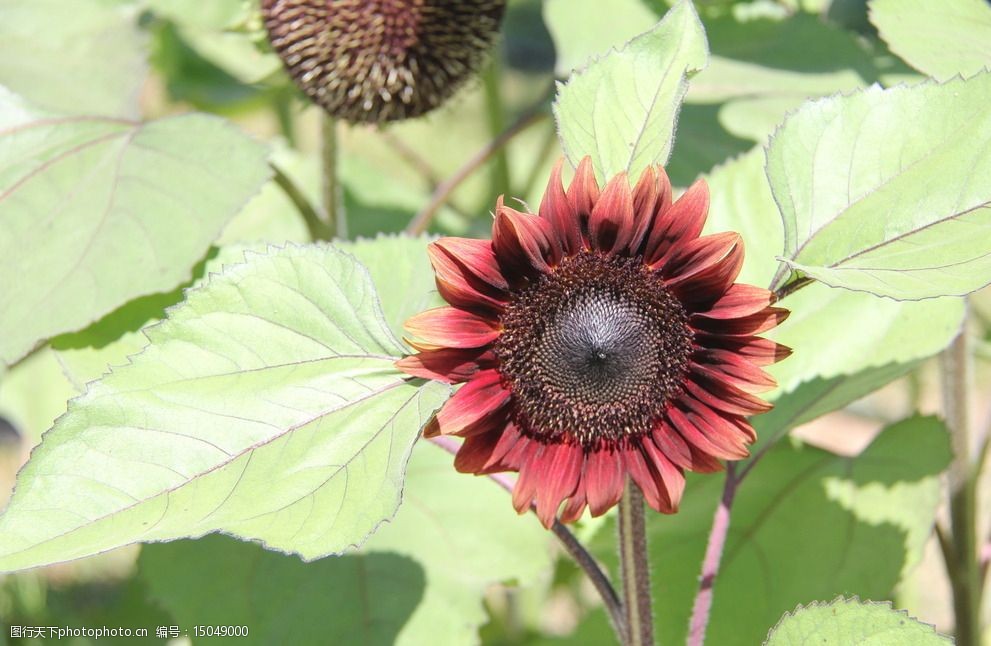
[687,463,738,646]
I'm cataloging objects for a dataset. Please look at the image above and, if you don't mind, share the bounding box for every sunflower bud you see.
[262,0,506,123]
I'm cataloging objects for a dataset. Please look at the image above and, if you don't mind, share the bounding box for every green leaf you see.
[0,245,448,572]
[767,283,965,395]
[766,73,991,299]
[339,235,443,341]
[553,0,709,182]
[142,538,427,644]
[593,416,951,646]
[0,95,272,367]
[0,0,147,118]
[140,444,553,646]
[703,147,784,287]
[354,444,553,646]
[765,597,952,645]
[543,0,657,77]
[870,0,991,81]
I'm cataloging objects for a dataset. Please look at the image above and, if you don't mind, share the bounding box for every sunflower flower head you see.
[398,158,790,528]
[261,0,506,123]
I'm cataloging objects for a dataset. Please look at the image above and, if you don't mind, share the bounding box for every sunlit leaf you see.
[766,73,991,299]
[593,416,950,645]
[0,94,271,366]
[0,245,448,572]
[553,0,708,182]
[0,0,147,118]
[340,235,442,340]
[765,597,952,645]
[870,0,991,81]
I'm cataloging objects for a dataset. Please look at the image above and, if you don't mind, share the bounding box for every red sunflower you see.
[397,158,790,528]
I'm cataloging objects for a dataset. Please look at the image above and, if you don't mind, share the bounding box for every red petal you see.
[492,201,555,280]
[693,307,789,336]
[532,442,583,528]
[667,405,747,460]
[643,179,708,264]
[625,446,674,514]
[628,166,660,253]
[691,350,777,393]
[683,373,773,416]
[540,158,580,256]
[428,239,509,314]
[559,474,588,523]
[680,397,754,455]
[395,347,495,384]
[641,439,686,512]
[404,307,500,348]
[481,423,526,472]
[651,422,694,470]
[695,284,774,320]
[512,442,546,513]
[433,370,512,435]
[567,156,600,216]
[696,334,792,366]
[454,432,500,473]
[688,446,724,473]
[666,235,745,303]
[588,172,635,254]
[585,447,625,516]
[430,238,508,290]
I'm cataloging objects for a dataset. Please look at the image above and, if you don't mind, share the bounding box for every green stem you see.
[482,56,511,198]
[618,481,654,646]
[320,115,346,240]
[270,163,331,241]
[941,307,982,646]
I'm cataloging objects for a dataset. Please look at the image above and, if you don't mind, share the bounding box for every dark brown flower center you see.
[495,252,693,448]
[262,0,505,123]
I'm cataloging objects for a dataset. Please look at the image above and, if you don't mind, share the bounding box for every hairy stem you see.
[618,481,653,646]
[941,313,982,646]
[427,435,627,639]
[270,163,331,241]
[405,93,551,236]
[687,463,738,646]
[320,115,346,239]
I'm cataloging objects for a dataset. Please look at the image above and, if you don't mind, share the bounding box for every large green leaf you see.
[593,416,951,646]
[553,0,708,183]
[142,538,427,644]
[0,245,448,572]
[0,94,271,366]
[0,349,76,449]
[870,0,991,81]
[766,73,991,299]
[765,597,952,645]
[0,0,147,118]
[702,149,963,452]
[362,444,553,646]
[140,444,553,646]
[340,235,442,341]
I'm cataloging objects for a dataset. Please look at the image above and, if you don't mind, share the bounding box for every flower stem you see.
[941,310,983,646]
[320,114,346,239]
[270,163,331,241]
[618,480,653,646]
[482,56,511,198]
[687,463,738,646]
[426,436,626,638]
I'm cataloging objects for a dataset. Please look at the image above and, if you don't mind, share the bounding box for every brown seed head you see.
[262,0,506,123]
